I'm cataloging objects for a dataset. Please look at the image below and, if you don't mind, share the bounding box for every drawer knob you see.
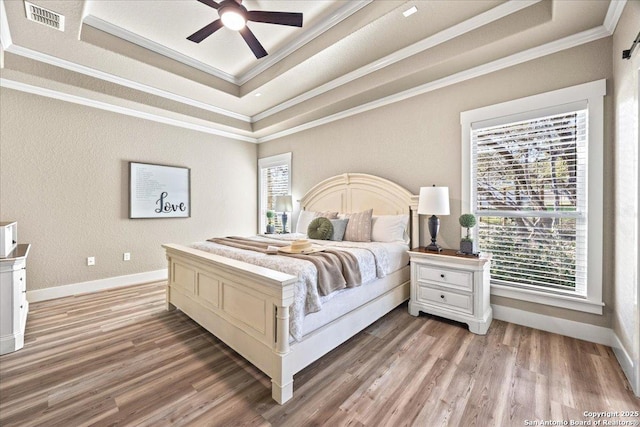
[440,294,445,299]
[440,274,445,278]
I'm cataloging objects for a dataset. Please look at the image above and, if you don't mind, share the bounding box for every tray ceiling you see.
[0,0,622,142]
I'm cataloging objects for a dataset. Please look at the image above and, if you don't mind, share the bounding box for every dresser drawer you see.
[15,269,26,294]
[416,265,473,291]
[418,286,473,314]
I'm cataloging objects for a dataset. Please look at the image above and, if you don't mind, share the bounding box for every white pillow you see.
[296,210,317,234]
[371,214,409,244]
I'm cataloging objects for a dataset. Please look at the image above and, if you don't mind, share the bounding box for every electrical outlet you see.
[123,252,131,261]
[87,256,95,266]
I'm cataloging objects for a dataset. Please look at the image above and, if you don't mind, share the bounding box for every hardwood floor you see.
[0,282,638,426]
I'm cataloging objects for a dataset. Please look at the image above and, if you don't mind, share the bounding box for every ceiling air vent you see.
[24,1,65,31]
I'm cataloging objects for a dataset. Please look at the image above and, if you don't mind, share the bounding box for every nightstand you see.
[408,248,492,335]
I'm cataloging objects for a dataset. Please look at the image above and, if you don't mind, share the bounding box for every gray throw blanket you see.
[208,237,362,296]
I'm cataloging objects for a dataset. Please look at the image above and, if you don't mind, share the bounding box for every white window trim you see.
[258,152,291,233]
[461,79,606,315]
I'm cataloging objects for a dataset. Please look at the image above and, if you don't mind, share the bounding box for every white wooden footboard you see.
[163,243,298,403]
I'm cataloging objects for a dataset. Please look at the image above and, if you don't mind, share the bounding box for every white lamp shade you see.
[275,195,293,212]
[418,186,450,215]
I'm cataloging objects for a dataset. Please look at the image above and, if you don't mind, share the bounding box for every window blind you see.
[472,109,588,295]
[260,164,289,232]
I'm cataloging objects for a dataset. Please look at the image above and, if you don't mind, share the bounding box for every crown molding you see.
[3,24,613,145]
[83,1,371,90]
[2,0,624,145]
[82,14,238,85]
[257,25,612,143]
[4,44,252,123]
[252,0,543,122]
[236,0,372,86]
[0,77,258,143]
[0,0,12,50]
[603,0,627,33]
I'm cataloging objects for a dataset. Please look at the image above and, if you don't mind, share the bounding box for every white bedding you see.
[190,233,408,341]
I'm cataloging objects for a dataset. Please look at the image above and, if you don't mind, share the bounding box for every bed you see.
[163,173,419,404]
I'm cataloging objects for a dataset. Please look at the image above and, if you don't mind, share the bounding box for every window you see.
[461,80,605,314]
[258,153,291,233]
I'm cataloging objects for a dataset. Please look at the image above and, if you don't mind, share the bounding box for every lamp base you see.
[282,212,288,234]
[426,215,443,252]
[425,243,443,252]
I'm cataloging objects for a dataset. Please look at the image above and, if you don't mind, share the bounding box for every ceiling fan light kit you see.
[187,0,303,59]
[219,2,246,31]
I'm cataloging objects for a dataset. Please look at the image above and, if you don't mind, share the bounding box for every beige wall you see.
[612,0,640,384]
[0,88,257,291]
[258,37,614,328]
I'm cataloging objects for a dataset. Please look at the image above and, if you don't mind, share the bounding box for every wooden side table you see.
[408,247,492,335]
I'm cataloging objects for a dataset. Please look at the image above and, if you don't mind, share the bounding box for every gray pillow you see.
[329,219,349,241]
[307,217,334,240]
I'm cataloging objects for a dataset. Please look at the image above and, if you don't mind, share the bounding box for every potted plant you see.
[459,213,477,255]
[266,210,276,234]
[266,210,275,234]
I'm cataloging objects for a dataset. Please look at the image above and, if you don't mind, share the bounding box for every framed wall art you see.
[129,162,190,219]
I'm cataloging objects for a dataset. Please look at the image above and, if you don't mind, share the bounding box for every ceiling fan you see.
[187,0,303,59]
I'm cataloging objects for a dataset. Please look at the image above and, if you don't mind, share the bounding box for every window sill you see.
[491,284,604,315]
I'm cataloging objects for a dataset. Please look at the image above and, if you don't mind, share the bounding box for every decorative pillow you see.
[329,219,349,241]
[316,211,338,219]
[296,210,338,234]
[307,217,334,240]
[371,214,410,244]
[343,209,373,242]
[296,210,317,234]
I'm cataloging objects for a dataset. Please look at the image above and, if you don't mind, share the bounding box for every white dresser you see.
[0,244,30,355]
[408,248,492,335]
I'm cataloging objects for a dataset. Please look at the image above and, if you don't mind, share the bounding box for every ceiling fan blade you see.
[246,11,303,27]
[195,0,220,9]
[187,19,224,43]
[239,26,268,58]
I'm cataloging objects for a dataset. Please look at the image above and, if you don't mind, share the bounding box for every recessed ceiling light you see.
[254,93,262,97]
[403,6,417,18]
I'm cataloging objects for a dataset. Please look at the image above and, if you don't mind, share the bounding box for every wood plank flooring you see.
[0,282,638,426]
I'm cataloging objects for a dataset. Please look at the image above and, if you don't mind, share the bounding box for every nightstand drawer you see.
[418,286,473,314]
[416,265,472,291]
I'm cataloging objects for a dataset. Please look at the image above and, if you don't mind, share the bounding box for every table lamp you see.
[418,186,450,252]
[275,195,293,233]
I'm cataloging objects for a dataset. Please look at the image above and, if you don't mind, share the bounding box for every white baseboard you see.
[611,333,639,397]
[492,304,614,346]
[27,269,168,302]
[0,331,24,355]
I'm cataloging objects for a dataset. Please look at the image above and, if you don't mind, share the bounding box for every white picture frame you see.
[129,162,190,219]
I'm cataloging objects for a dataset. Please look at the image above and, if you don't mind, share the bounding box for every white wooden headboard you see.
[299,173,419,247]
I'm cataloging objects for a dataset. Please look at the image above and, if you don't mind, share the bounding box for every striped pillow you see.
[343,209,373,242]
